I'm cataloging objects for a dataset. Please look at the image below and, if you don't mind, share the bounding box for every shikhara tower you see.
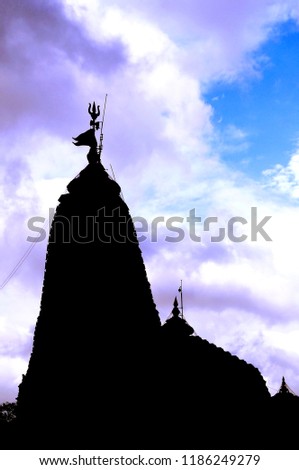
[17,101,161,446]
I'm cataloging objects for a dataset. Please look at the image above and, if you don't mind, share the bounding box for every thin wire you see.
[0,170,80,291]
[1,243,36,290]
[0,219,49,290]
[109,164,125,201]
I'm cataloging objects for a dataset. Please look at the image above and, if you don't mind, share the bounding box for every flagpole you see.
[180,279,184,319]
[98,94,108,159]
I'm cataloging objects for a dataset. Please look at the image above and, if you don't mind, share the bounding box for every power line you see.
[0,219,49,290]
[0,243,35,290]
[110,164,125,201]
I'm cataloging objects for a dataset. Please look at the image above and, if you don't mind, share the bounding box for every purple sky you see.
[1,0,299,403]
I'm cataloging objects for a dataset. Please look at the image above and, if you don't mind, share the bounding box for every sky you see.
[1,0,299,403]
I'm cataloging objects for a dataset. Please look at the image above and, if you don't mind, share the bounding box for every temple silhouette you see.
[14,102,299,449]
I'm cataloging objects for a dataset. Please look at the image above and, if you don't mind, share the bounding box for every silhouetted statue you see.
[72,101,104,163]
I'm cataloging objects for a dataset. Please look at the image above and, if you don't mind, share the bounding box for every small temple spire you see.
[279,376,289,394]
[161,295,194,338]
[277,376,297,396]
[172,296,180,317]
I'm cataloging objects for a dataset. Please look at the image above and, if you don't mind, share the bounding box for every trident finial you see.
[88,102,100,130]
[72,97,108,164]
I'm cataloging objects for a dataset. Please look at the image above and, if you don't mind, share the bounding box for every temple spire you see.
[161,295,194,338]
[172,296,180,317]
[277,376,297,396]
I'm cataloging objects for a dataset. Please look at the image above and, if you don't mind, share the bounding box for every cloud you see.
[0,357,27,403]
[96,0,299,84]
[0,0,126,135]
[0,300,37,403]
[263,151,299,198]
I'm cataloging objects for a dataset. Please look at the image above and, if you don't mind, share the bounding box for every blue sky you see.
[205,19,299,178]
[1,0,299,404]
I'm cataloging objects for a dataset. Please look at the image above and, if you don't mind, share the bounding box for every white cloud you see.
[263,151,299,198]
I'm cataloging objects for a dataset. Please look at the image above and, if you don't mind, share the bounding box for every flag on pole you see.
[72,128,97,148]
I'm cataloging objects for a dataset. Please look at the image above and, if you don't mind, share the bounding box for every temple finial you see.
[172,296,180,317]
[279,376,290,394]
[72,96,108,164]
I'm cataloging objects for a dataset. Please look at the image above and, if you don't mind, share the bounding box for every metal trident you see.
[88,102,100,130]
